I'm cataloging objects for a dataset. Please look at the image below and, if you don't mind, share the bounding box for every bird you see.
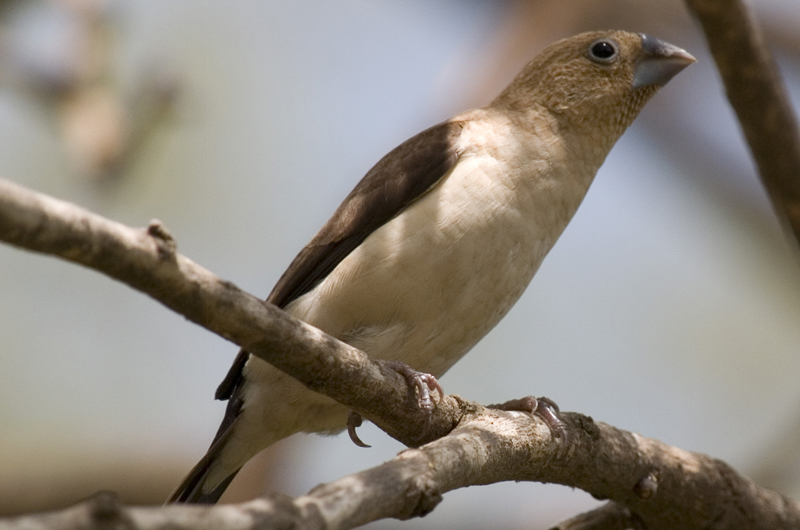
[169,30,695,503]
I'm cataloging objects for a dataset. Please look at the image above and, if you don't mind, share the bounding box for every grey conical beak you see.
[632,34,696,89]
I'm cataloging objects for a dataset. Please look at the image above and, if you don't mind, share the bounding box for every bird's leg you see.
[385,360,444,412]
[347,411,371,448]
[488,395,569,455]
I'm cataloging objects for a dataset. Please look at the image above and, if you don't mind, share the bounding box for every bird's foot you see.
[347,411,371,448]
[385,361,443,412]
[347,362,442,448]
[489,395,569,456]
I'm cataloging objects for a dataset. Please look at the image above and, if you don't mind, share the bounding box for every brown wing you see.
[267,120,464,308]
[213,119,463,402]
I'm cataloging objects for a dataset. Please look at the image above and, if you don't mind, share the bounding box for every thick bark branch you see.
[1,177,799,528]
[685,0,800,245]
[1,408,799,529]
[0,177,462,448]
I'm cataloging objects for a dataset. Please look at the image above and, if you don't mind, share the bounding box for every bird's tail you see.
[167,425,241,504]
[168,402,293,505]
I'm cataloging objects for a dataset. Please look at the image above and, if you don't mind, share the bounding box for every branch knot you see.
[146,219,177,260]
[406,474,442,519]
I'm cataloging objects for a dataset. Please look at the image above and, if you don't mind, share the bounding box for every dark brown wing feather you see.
[268,120,463,308]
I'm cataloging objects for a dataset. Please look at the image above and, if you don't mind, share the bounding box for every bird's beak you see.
[632,34,696,89]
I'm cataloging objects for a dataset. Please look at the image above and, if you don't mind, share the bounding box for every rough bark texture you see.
[685,0,800,245]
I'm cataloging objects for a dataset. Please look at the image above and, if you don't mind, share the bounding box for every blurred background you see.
[1,0,799,528]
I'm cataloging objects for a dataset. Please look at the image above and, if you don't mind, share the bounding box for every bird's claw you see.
[489,395,569,456]
[347,411,371,448]
[347,361,444,448]
[386,361,443,412]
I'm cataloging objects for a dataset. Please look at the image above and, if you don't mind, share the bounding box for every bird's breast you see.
[287,132,589,377]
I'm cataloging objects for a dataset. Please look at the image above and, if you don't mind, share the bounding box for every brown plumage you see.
[170,30,695,504]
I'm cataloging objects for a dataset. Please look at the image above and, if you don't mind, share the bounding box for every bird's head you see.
[493,30,695,145]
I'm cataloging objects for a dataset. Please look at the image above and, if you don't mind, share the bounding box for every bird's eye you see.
[588,39,619,63]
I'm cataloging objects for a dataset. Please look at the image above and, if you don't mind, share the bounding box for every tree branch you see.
[1,405,799,529]
[1,176,799,528]
[0,176,461,448]
[685,0,800,245]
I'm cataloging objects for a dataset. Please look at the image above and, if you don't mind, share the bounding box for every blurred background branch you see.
[685,0,800,246]
[0,0,180,181]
